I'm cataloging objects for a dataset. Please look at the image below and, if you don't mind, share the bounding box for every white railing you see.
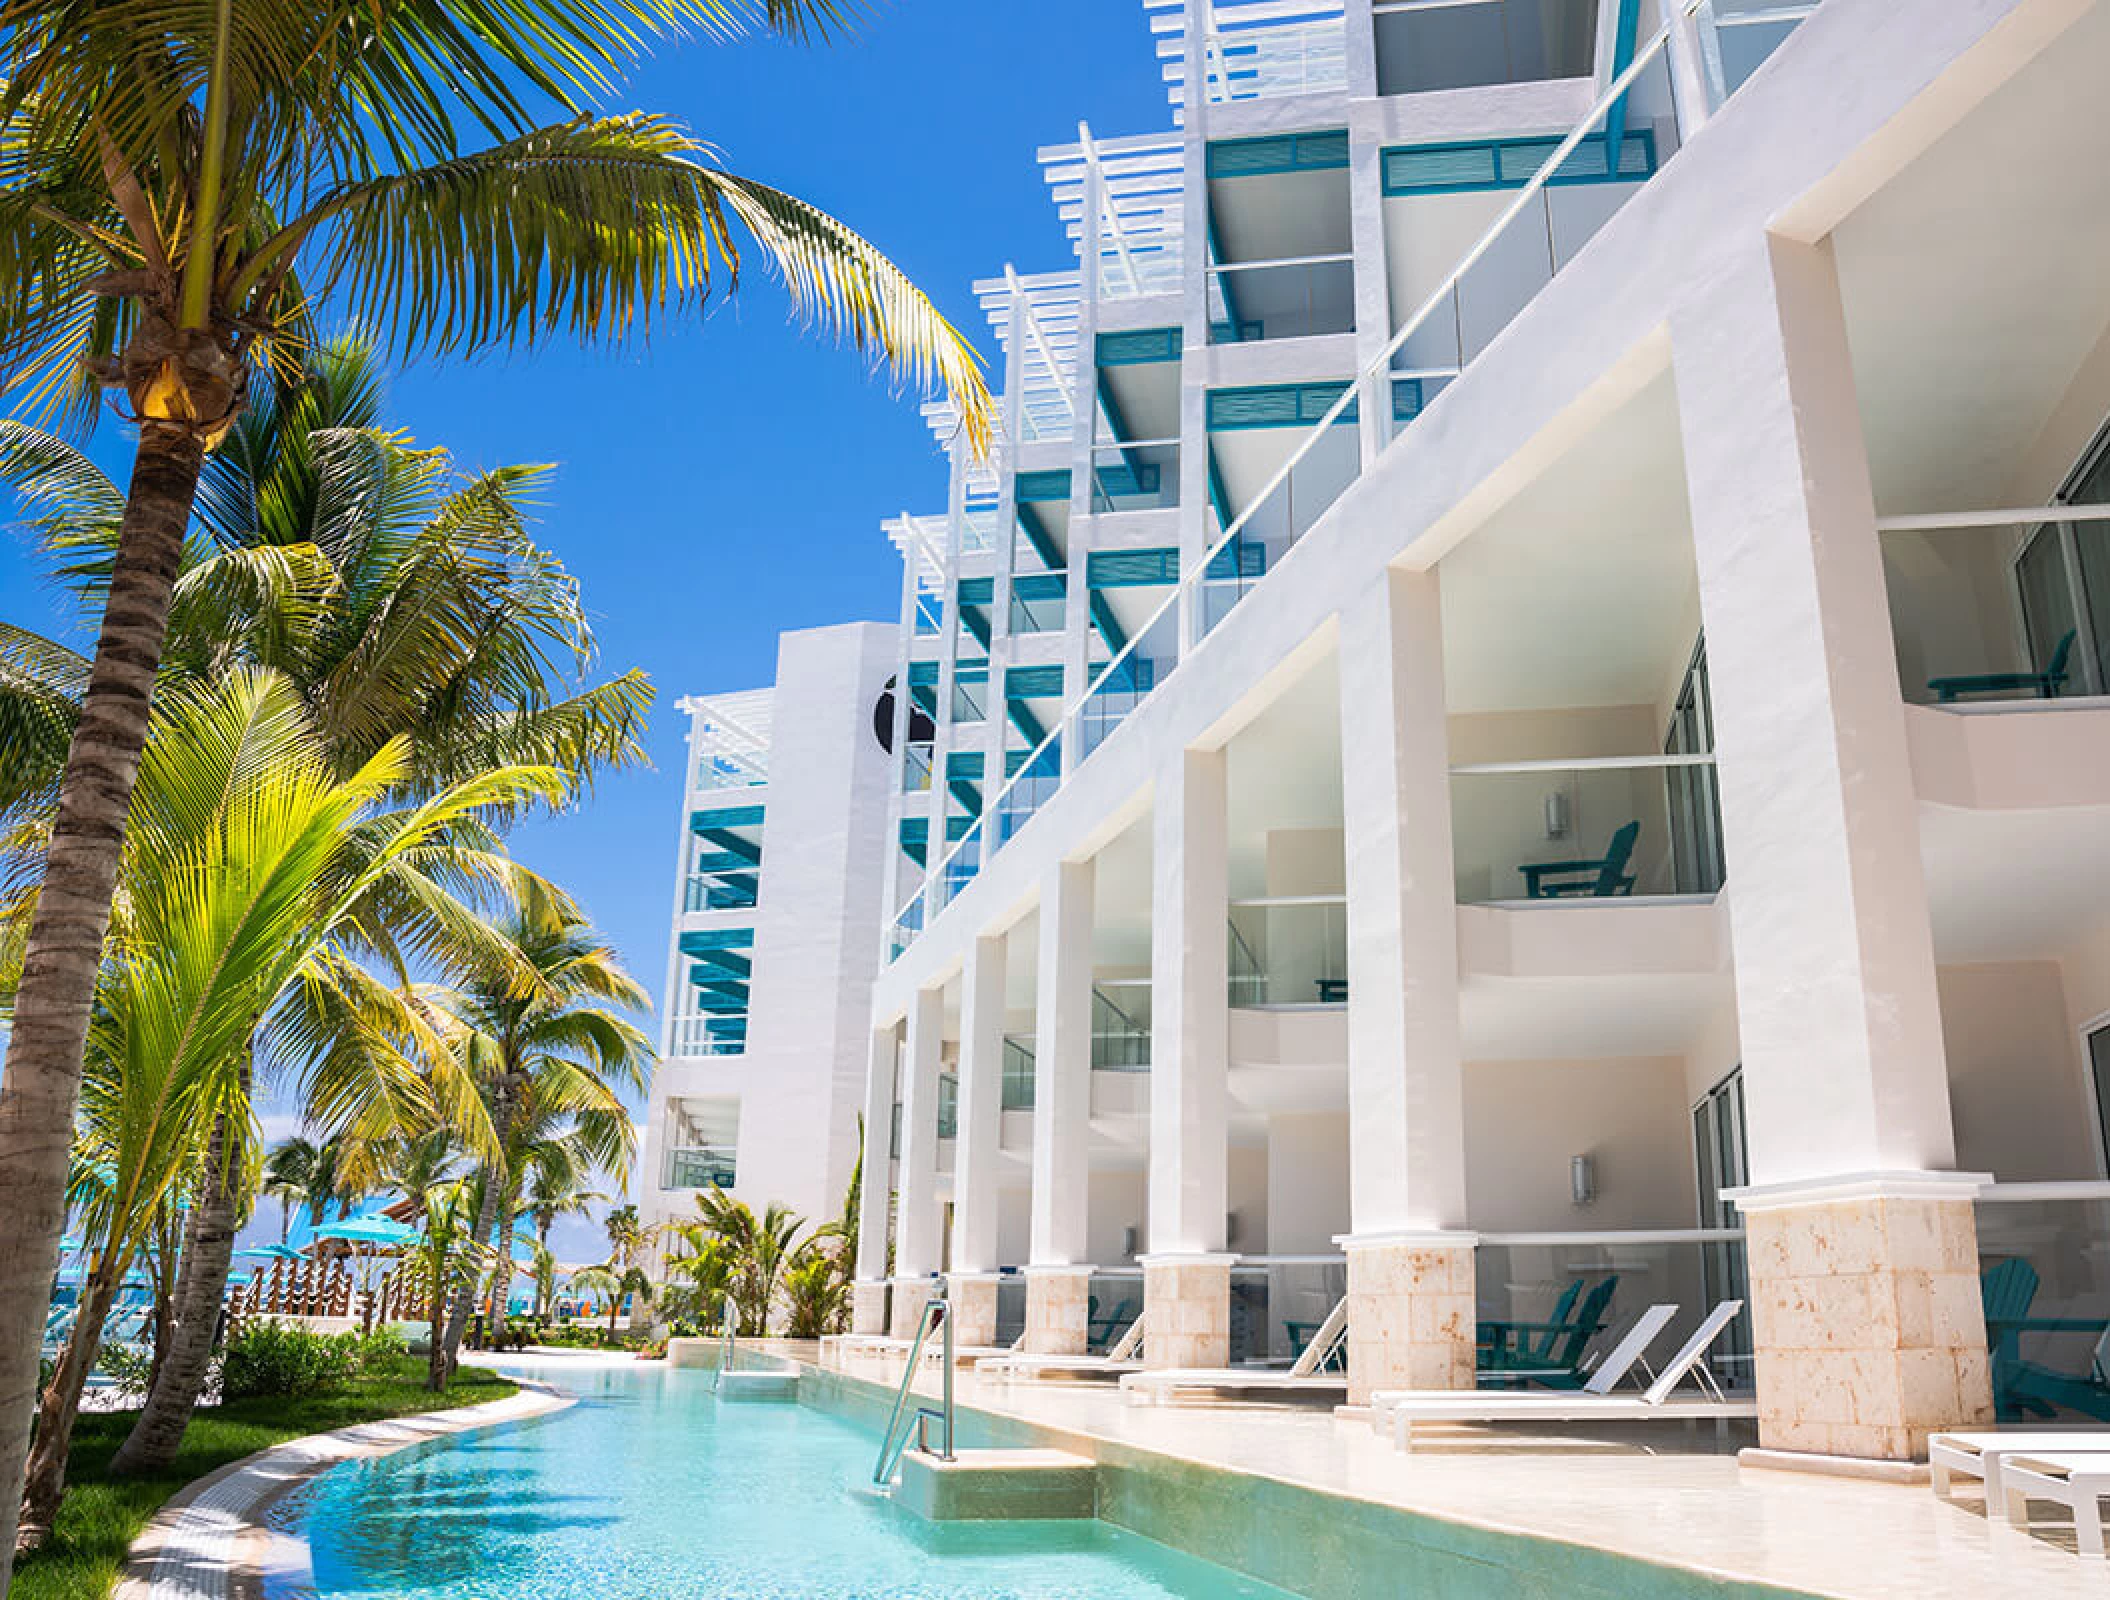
[889,3,1705,961]
[668,1017,744,1057]
[1202,20,1350,103]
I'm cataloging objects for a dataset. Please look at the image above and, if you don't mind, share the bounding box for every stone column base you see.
[1737,1176,1993,1461]
[851,1279,889,1337]
[948,1273,1001,1349]
[1141,1254,1233,1370]
[1340,1232,1477,1406]
[891,1276,938,1340]
[1022,1266,1092,1354]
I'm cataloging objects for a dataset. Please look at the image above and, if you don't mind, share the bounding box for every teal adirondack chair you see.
[1519,821,1641,899]
[1088,1295,1137,1350]
[1928,628,2075,702]
[1478,1276,1619,1389]
[1982,1258,2110,1421]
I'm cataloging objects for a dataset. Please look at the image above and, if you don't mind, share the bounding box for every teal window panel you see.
[954,663,989,684]
[957,575,995,604]
[1092,461,1161,498]
[1381,131,1656,197]
[689,804,764,833]
[1088,548,1181,589]
[1207,382,1357,431]
[1204,538,1267,580]
[1012,571,1067,602]
[1016,469,1072,504]
[946,750,984,782]
[1005,664,1065,700]
[899,817,928,844]
[1392,378,1425,423]
[1096,327,1183,366]
[907,659,940,687]
[944,813,977,842]
[678,927,754,956]
[1207,129,1350,179]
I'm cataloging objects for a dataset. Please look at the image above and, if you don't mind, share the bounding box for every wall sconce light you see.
[1122,1225,1139,1259]
[1571,1154,1597,1207]
[1544,790,1570,841]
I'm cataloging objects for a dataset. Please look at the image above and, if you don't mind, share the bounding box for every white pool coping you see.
[115,1373,575,1600]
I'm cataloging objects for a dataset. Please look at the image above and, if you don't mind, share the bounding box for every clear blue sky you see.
[0,0,1172,1259]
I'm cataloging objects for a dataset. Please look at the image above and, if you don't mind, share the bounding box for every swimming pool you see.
[276,1361,1304,1600]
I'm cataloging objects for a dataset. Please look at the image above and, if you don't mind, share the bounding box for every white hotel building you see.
[652,0,2110,1464]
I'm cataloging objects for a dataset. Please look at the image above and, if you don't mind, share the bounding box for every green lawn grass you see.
[13,1357,517,1600]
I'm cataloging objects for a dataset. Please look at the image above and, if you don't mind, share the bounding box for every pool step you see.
[718,1369,799,1401]
[895,1448,1096,1522]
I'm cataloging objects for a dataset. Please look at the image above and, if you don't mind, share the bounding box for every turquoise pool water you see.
[277,1362,1303,1600]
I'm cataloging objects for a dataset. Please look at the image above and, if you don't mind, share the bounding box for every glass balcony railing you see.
[684,873,757,913]
[1449,757,1724,905]
[663,1145,737,1190]
[1232,1256,1349,1367]
[1090,441,1180,513]
[937,1072,958,1140]
[668,1017,744,1057]
[1373,0,1597,95]
[1086,1268,1146,1355]
[884,23,1696,965]
[1002,1036,1036,1110]
[1976,1184,2110,1423]
[1092,984,1151,1070]
[902,742,933,793]
[1208,257,1355,345]
[1228,898,1347,1007]
[1475,1229,1754,1392]
[1694,0,1820,109]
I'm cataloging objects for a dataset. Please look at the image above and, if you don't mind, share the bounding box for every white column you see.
[1025,861,1095,1353]
[851,1023,897,1335]
[951,933,1007,1274]
[1339,568,1467,1233]
[1335,567,1475,1399]
[1671,234,1989,1460]
[891,985,947,1336]
[1672,235,1956,1188]
[1144,747,1232,1369]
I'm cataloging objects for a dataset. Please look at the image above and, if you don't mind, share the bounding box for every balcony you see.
[1198,15,1348,105]
[1372,0,1596,96]
[663,1145,737,1190]
[1208,255,1356,346]
[1093,983,1151,1070]
[1450,757,1724,905]
[1228,897,1347,1007]
[667,1015,744,1057]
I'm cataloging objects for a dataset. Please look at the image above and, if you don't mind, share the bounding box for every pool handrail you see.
[712,1295,735,1393]
[872,1286,955,1486]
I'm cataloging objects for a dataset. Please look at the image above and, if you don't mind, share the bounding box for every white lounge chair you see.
[1929,1431,2110,1517]
[2000,1452,2110,1554]
[1378,1300,1753,1451]
[978,1311,1147,1380]
[1116,1298,1350,1408]
[1366,1303,1677,1436]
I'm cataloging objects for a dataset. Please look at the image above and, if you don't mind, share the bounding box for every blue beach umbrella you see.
[313,1217,417,1247]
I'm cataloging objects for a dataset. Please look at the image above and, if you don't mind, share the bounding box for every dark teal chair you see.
[1087,1295,1136,1350]
[1519,821,1640,899]
[1479,1277,1619,1389]
[1982,1258,2110,1421]
[1928,628,2075,702]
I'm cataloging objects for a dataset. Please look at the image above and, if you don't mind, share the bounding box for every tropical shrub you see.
[220,1325,364,1400]
[782,1250,850,1340]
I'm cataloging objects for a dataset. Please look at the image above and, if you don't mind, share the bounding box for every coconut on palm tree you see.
[0,2,992,1563]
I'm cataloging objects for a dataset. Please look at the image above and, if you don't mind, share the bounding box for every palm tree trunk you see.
[110,1111,241,1476]
[425,1277,448,1393]
[0,422,206,1577]
[17,1260,123,1551]
[440,1168,503,1377]
[489,1208,517,1329]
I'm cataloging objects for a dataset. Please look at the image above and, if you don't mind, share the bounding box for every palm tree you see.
[781,1247,850,1341]
[687,1191,807,1336]
[402,1179,489,1392]
[484,1108,616,1327]
[527,1240,561,1323]
[429,890,652,1377]
[16,667,552,1541]
[569,1261,652,1339]
[3,341,659,1480]
[523,1160,607,1259]
[259,1137,319,1245]
[0,5,991,1562]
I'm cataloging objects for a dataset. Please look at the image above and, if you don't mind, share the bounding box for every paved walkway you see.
[824,1343,2099,1600]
